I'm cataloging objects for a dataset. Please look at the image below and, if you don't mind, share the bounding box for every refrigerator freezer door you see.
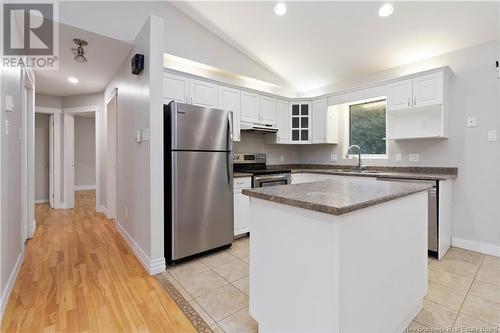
[169,102,233,151]
[171,151,234,260]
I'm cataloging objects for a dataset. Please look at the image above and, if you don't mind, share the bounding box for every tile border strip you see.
[155,273,213,333]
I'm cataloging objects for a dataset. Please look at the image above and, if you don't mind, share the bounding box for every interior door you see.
[171,151,233,260]
[63,114,75,209]
[48,114,54,208]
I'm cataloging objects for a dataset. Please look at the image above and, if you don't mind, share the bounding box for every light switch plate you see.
[330,153,338,162]
[4,95,14,112]
[394,153,402,163]
[488,130,497,142]
[280,155,284,162]
[408,153,420,163]
[135,130,142,143]
[467,116,477,128]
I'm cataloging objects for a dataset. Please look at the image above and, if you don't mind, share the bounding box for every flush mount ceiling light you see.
[274,2,287,16]
[378,3,394,17]
[68,77,79,84]
[71,38,88,63]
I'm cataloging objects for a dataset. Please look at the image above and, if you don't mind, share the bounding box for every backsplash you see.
[233,133,299,165]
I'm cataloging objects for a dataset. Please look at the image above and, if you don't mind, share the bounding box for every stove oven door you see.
[253,173,291,188]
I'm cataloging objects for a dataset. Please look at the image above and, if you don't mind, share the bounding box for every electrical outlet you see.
[280,155,284,162]
[330,153,338,162]
[488,130,497,142]
[408,153,420,163]
[466,116,477,128]
[394,153,402,163]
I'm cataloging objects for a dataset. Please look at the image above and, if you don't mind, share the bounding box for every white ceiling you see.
[35,23,132,96]
[175,1,499,93]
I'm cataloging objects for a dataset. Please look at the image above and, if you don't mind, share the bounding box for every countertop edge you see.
[242,184,432,216]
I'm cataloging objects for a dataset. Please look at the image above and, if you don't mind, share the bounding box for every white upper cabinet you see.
[190,79,218,107]
[312,98,338,144]
[164,73,189,103]
[386,79,412,111]
[412,72,443,108]
[276,99,290,143]
[387,72,445,111]
[290,101,311,143]
[219,86,241,142]
[241,91,260,123]
[260,96,277,126]
[312,98,327,143]
[386,69,450,140]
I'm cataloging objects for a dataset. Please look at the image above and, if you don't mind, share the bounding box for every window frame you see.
[343,96,388,160]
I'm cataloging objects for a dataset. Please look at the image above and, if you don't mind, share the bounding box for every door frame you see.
[36,107,63,208]
[105,88,117,219]
[62,105,100,209]
[21,66,36,240]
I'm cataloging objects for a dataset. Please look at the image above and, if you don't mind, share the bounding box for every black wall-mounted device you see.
[131,54,144,75]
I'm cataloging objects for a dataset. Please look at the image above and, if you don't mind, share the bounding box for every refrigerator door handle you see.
[227,111,233,151]
[226,152,232,190]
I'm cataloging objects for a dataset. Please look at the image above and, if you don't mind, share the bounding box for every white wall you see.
[0,67,24,316]
[74,116,96,189]
[35,94,62,108]
[58,1,289,88]
[35,113,50,202]
[298,40,500,250]
[103,15,164,273]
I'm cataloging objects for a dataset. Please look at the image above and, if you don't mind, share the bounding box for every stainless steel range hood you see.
[240,121,278,134]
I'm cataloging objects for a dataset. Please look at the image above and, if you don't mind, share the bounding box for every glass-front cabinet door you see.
[290,102,311,143]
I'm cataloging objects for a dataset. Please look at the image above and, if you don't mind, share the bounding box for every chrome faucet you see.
[345,145,367,171]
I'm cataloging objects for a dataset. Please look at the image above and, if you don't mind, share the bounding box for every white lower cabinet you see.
[234,177,252,236]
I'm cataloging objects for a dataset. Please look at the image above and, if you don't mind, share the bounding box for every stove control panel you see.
[233,153,266,164]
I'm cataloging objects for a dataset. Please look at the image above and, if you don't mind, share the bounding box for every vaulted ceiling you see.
[174,1,499,93]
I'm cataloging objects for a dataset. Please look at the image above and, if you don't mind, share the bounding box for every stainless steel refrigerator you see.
[164,101,234,264]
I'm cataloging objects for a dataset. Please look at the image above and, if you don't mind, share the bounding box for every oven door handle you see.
[254,173,292,183]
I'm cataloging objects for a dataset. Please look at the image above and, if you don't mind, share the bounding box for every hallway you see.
[1,191,195,333]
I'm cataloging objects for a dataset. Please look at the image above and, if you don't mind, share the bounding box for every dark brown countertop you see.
[268,164,457,181]
[242,177,432,216]
[234,172,252,178]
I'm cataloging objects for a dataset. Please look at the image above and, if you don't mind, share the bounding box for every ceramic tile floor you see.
[163,237,500,333]
[411,248,500,332]
[164,236,255,333]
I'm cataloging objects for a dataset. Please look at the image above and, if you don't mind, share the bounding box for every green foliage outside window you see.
[349,100,387,155]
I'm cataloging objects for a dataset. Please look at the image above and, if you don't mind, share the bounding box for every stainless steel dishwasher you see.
[377,178,438,256]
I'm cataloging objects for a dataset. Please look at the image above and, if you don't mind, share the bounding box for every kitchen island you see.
[242,177,432,333]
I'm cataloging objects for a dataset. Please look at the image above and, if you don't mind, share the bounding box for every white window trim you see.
[342,96,388,160]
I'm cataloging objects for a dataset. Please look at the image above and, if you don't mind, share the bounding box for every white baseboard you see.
[0,251,24,321]
[115,222,166,275]
[35,198,48,204]
[96,205,106,214]
[75,185,96,191]
[452,237,500,257]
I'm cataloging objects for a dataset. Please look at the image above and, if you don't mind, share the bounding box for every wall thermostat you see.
[131,54,144,75]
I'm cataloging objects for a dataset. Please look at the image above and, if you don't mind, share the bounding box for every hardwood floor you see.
[1,191,196,333]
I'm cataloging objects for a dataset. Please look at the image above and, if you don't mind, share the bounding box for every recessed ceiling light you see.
[378,3,394,17]
[68,77,79,84]
[274,2,287,16]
